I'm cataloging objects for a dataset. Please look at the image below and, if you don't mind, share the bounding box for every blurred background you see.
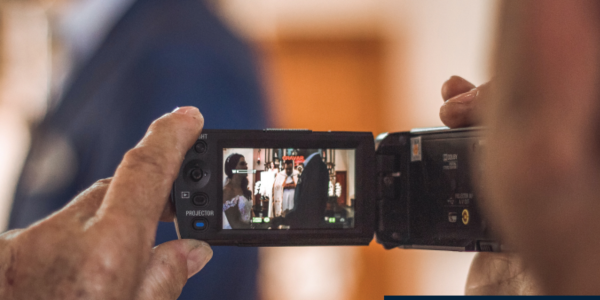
[0,0,497,297]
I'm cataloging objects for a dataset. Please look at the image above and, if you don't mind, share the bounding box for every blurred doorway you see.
[261,37,387,135]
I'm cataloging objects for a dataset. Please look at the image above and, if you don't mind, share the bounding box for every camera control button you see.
[192,218,208,230]
[192,192,209,206]
[194,141,207,153]
[183,160,211,188]
[190,168,204,181]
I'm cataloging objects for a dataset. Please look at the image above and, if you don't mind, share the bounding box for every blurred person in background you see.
[6,0,268,299]
[440,0,600,294]
[272,159,298,217]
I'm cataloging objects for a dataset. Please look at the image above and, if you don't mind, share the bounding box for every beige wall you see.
[216,0,499,296]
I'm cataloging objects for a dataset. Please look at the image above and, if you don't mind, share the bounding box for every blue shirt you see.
[9,0,268,299]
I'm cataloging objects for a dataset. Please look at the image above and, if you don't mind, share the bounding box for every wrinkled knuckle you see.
[91,241,139,277]
[123,146,179,177]
[95,258,121,277]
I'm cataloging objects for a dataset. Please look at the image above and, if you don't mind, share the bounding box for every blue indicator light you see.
[195,222,205,227]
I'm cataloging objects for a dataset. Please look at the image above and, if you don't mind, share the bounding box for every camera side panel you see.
[376,128,500,252]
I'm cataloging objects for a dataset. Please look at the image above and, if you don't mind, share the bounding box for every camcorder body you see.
[171,128,500,252]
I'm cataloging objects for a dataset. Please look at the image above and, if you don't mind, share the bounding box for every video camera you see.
[171,128,500,252]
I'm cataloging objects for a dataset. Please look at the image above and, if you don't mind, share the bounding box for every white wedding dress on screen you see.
[222,195,252,229]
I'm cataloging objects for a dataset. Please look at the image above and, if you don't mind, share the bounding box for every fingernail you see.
[447,89,478,104]
[186,240,213,278]
[172,106,200,116]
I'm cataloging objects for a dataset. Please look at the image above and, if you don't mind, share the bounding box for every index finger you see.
[98,107,203,241]
[440,81,491,128]
[442,75,476,101]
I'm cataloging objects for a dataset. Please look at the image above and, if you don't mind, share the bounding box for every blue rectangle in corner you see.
[385,297,568,299]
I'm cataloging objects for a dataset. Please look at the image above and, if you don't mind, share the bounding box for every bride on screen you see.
[223,153,253,229]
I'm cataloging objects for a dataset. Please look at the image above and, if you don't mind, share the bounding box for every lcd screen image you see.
[222,148,356,230]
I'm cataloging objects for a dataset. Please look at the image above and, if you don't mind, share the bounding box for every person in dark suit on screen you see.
[8,0,267,299]
[284,151,329,229]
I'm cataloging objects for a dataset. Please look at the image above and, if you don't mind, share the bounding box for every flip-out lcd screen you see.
[221,148,355,230]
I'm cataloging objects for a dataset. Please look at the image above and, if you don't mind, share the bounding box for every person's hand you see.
[465,253,538,295]
[441,77,537,295]
[440,75,490,128]
[0,106,213,300]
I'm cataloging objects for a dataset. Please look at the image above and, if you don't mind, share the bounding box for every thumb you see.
[135,239,213,300]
